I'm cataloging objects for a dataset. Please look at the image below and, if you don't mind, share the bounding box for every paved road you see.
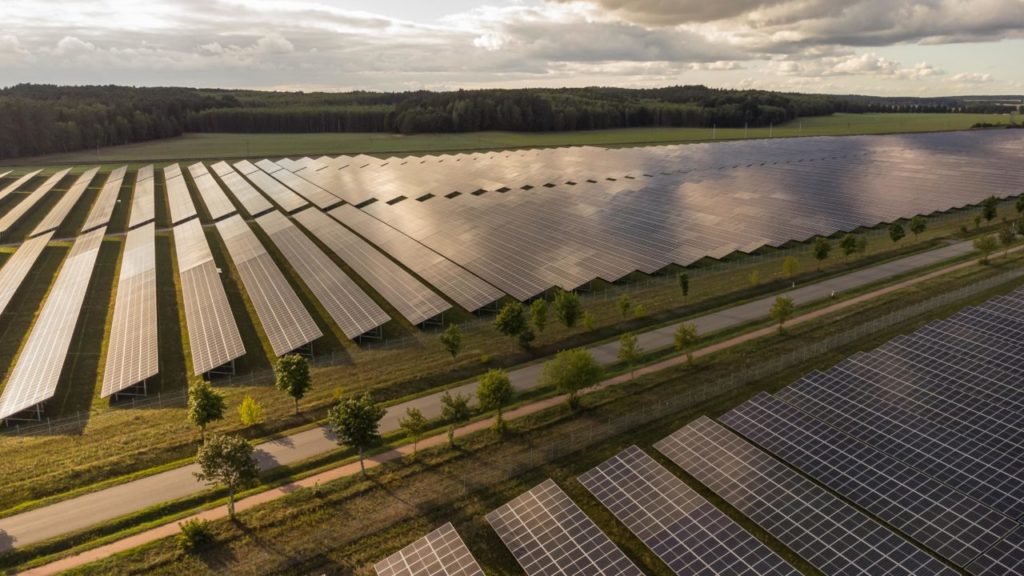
[0,240,977,550]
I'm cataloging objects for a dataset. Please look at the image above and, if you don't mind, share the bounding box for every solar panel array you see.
[210,161,273,216]
[101,222,158,397]
[0,232,54,317]
[0,227,106,419]
[215,215,321,356]
[81,166,128,233]
[128,167,156,230]
[0,168,71,238]
[485,479,643,576]
[578,445,799,576]
[173,218,245,375]
[255,210,389,340]
[374,522,484,576]
[0,170,41,203]
[656,417,958,576]
[164,164,198,225]
[259,160,342,210]
[188,162,237,221]
[969,527,1024,576]
[293,208,451,325]
[31,167,99,237]
[235,162,308,213]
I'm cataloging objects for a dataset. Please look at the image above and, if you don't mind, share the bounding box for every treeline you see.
[0,84,1015,159]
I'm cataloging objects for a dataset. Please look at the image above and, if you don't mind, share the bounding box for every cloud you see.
[770,52,945,80]
[689,60,745,71]
[951,72,994,84]
[54,36,97,56]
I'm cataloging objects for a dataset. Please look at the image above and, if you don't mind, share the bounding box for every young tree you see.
[888,222,905,245]
[974,234,998,264]
[769,296,795,334]
[633,303,647,318]
[582,310,596,332]
[618,332,643,379]
[275,354,311,415]
[678,272,690,301]
[909,215,927,241]
[439,323,462,361]
[238,395,264,427]
[518,326,536,350]
[855,234,868,256]
[974,214,983,230]
[440,389,472,448]
[811,237,831,270]
[494,301,528,346]
[840,234,858,259]
[530,299,548,333]
[188,379,225,441]
[327,392,386,477]
[982,196,999,223]
[542,348,603,411]
[477,369,515,435]
[194,434,259,519]
[617,295,631,319]
[398,407,428,456]
[999,224,1016,257]
[782,256,800,278]
[673,323,699,365]
[748,270,760,287]
[553,289,582,328]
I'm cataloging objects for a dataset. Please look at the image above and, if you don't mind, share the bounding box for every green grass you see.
[1,113,1015,166]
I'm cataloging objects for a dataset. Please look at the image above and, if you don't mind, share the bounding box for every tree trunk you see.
[447,425,455,448]
[228,487,235,519]
[294,397,299,415]
[359,446,366,477]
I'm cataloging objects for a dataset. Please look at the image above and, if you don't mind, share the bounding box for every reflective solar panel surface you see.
[81,166,127,233]
[0,232,53,318]
[0,170,41,202]
[374,522,483,576]
[128,170,155,229]
[967,527,1024,576]
[238,164,308,213]
[211,161,274,216]
[263,161,342,209]
[578,445,799,576]
[0,168,71,237]
[188,162,237,221]
[164,165,198,225]
[31,167,99,237]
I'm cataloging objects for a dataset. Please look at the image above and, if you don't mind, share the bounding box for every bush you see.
[479,353,492,365]
[177,518,214,552]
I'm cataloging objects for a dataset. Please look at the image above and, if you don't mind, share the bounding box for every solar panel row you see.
[210,161,274,216]
[236,163,308,213]
[81,166,128,233]
[0,168,71,238]
[0,232,54,318]
[31,167,99,237]
[164,164,198,225]
[128,167,156,230]
[261,161,342,209]
[187,162,237,221]
[0,170,41,203]
[374,522,483,576]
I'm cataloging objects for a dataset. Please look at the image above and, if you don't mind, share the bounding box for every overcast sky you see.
[2,0,1022,96]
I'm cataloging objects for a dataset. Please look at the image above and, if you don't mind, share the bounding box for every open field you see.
[1,113,1017,167]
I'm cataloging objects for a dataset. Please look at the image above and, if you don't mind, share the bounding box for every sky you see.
[1,0,1022,96]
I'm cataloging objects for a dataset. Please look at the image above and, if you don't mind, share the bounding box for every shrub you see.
[177,518,214,552]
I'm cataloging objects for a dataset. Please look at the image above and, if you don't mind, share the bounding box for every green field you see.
[3,113,1016,166]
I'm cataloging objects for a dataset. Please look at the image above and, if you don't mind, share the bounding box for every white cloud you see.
[951,72,994,84]
[54,36,97,56]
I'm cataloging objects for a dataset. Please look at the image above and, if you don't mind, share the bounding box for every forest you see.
[0,83,1014,159]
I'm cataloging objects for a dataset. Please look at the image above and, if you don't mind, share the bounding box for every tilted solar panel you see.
[0,232,54,318]
[128,170,155,229]
[81,166,128,233]
[164,165,198,224]
[374,522,483,576]
[0,168,71,238]
[188,163,237,221]
[210,161,274,216]
[0,170,41,202]
[31,167,99,237]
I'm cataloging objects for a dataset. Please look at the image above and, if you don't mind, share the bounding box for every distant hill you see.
[0,84,1019,160]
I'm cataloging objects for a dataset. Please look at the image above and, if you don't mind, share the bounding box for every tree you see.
[840,234,858,259]
[582,310,596,331]
[811,237,831,270]
[494,301,528,346]
[399,407,428,456]
[275,354,311,415]
[440,389,472,448]
[974,234,998,264]
[188,379,225,441]
[617,295,631,319]
[974,214,983,230]
[618,332,643,379]
[855,235,868,256]
[769,296,795,334]
[238,396,264,427]
[999,224,1016,257]
[542,348,603,410]
[327,392,386,477]
[678,273,690,301]
[1016,195,1024,216]
[518,326,536,349]
[782,256,799,278]
[633,303,647,318]
[888,222,905,244]
[530,299,548,333]
[439,323,462,360]
[673,323,699,365]
[982,196,999,223]
[194,434,259,519]
[477,369,515,435]
[553,289,582,328]
[748,270,760,287]
[909,215,927,241]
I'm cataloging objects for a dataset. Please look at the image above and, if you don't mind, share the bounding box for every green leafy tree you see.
[530,299,548,333]
[553,289,582,328]
[194,434,259,519]
[188,379,225,441]
[974,234,998,264]
[439,323,462,360]
[518,326,536,350]
[748,270,760,287]
[327,392,387,477]
[582,310,596,332]
[909,215,927,241]
[782,256,800,278]
[617,295,631,319]
[1000,224,1016,257]
[237,395,264,427]
[494,301,528,346]
[398,407,428,456]
[888,222,905,244]
[477,369,515,435]
[769,296,795,334]
[840,234,858,259]
[542,348,603,411]
[678,272,690,301]
[811,237,831,269]
[618,332,643,379]
[275,354,311,415]
[673,323,699,365]
[982,196,999,223]
[440,389,472,448]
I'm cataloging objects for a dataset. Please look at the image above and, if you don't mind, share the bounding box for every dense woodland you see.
[0,84,1016,159]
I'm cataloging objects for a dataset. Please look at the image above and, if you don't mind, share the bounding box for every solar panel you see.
[210,161,274,216]
[234,163,308,213]
[172,218,245,375]
[374,522,483,576]
[101,222,158,397]
[0,170,41,202]
[187,162,237,221]
[655,417,958,576]
[262,162,342,209]
[136,164,154,182]
[579,445,799,576]
[0,227,106,419]
[967,527,1024,576]
[215,215,321,356]
[0,168,71,238]
[81,166,127,232]
[164,165,198,225]
[486,479,643,576]
[255,211,389,340]
[31,167,99,237]
[293,208,451,326]
[721,392,1018,567]
[128,169,155,229]
[0,231,54,317]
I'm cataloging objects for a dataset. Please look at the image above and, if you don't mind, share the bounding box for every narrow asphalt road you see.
[0,240,977,551]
